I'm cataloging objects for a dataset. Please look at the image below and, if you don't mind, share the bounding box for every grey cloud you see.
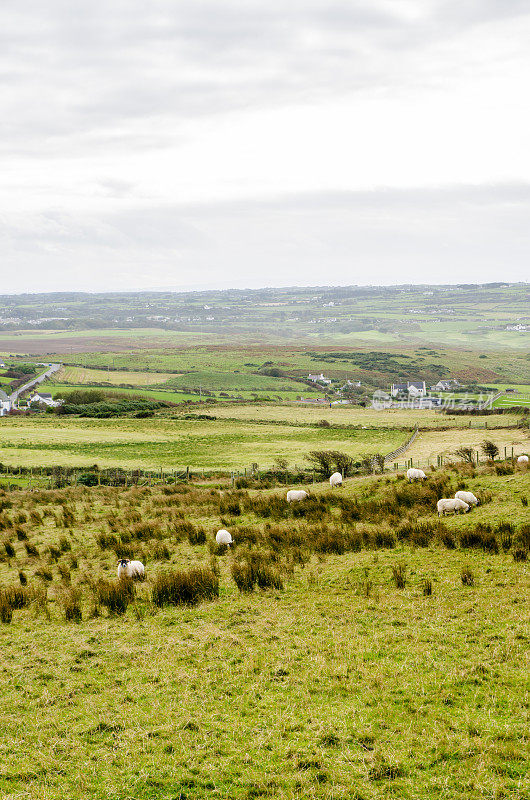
[1,0,528,154]
[2,183,529,292]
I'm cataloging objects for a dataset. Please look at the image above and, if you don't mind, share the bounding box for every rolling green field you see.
[0,416,407,470]
[0,466,528,799]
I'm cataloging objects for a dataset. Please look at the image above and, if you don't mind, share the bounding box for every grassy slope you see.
[0,469,528,799]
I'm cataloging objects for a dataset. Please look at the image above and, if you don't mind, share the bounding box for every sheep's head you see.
[118,559,130,566]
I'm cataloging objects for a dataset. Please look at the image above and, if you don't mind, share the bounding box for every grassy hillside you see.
[0,465,528,799]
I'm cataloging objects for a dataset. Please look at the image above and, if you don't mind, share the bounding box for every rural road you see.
[9,363,62,405]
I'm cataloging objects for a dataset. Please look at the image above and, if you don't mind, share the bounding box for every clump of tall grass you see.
[461,566,475,586]
[152,566,219,607]
[96,578,135,615]
[2,585,32,610]
[24,541,39,557]
[391,563,407,589]
[58,587,82,621]
[231,551,283,593]
[422,578,433,596]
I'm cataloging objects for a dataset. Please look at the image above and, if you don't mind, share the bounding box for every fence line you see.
[383,425,419,463]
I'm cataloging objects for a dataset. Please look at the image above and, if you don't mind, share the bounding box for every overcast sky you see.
[1,0,530,293]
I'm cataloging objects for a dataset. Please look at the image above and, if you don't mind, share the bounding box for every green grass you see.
[0,467,528,798]
[0,416,407,470]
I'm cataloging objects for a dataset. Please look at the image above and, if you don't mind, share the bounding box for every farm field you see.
[0,416,408,470]
[54,366,178,386]
[402,426,530,465]
[210,403,522,429]
[0,467,528,799]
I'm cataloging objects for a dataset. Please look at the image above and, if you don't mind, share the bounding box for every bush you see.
[77,473,99,487]
[152,567,219,607]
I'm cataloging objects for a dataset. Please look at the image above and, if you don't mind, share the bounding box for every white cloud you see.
[0,1,529,290]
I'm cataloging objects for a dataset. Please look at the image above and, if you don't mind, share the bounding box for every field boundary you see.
[384,425,419,462]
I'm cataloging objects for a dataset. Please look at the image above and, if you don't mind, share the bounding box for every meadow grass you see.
[0,466,528,799]
[55,366,178,386]
[0,415,407,470]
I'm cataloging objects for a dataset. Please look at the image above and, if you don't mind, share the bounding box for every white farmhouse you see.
[307,373,332,385]
[28,392,61,408]
[390,381,427,398]
[0,390,10,416]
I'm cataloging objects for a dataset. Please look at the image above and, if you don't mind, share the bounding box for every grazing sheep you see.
[455,490,479,506]
[117,559,145,580]
[215,529,233,546]
[286,489,309,503]
[329,472,343,488]
[517,454,529,464]
[407,468,427,482]
[437,498,470,517]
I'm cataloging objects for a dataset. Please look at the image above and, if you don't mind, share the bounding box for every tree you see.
[455,446,475,464]
[305,450,353,478]
[481,440,499,461]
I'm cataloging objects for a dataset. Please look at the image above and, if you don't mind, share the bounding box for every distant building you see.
[431,379,461,391]
[0,390,10,416]
[28,392,61,408]
[307,373,332,385]
[390,381,427,398]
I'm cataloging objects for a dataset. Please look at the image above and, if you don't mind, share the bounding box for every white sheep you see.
[329,472,343,488]
[215,529,233,546]
[407,468,427,482]
[437,498,469,517]
[517,454,529,464]
[117,559,145,580]
[454,490,479,506]
[286,489,309,503]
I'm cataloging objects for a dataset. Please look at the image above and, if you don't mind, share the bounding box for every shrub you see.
[152,567,219,607]
[97,578,135,615]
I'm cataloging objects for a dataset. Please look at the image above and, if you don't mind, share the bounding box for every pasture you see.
[0,465,528,799]
[0,416,407,471]
[1,412,527,472]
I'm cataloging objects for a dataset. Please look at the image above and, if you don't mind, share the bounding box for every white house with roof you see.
[0,390,10,416]
[431,379,460,391]
[28,391,61,408]
[307,372,332,385]
[390,380,427,398]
